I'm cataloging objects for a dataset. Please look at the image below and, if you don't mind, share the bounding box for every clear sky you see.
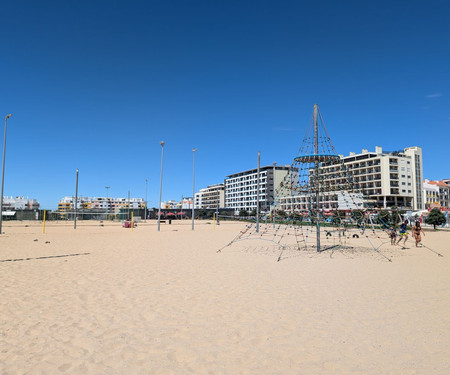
[1,0,449,209]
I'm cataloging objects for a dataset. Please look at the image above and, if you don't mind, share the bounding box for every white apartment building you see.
[1,196,40,210]
[279,191,365,212]
[277,146,424,213]
[324,146,423,210]
[180,198,194,209]
[159,198,193,210]
[225,165,291,215]
[423,180,450,209]
[58,196,145,213]
[195,184,224,209]
[423,180,440,209]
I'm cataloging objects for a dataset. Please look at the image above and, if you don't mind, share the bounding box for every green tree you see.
[276,209,286,218]
[197,209,207,219]
[239,209,249,217]
[425,208,446,230]
[332,210,345,225]
[250,208,257,217]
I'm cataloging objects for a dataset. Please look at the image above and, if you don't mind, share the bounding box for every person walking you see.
[412,221,425,247]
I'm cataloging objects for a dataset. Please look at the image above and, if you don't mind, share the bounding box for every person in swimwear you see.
[412,221,425,247]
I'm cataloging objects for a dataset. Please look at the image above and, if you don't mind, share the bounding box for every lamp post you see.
[273,162,277,228]
[74,168,79,229]
[145,179,148,222]
[105,186,110,218]
[128,190,131,220]
[0,114,12,235]
[157,141,165,231]
[192,148,197,230]
[256,151,260,233]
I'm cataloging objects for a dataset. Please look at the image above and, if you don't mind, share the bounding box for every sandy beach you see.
[1,220,449,374]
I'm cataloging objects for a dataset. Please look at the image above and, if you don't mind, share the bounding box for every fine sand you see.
[1,220,449,374]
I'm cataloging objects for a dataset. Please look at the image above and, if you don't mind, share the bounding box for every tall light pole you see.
[128,190,131,220]
[192,148,197,230]
[105,186,110,218]
[273,162,277,228]
[256,151,260,233]
[74,168,79,229]
[157,141,165,231]
[0,114,12,235]
[145,179,148,222]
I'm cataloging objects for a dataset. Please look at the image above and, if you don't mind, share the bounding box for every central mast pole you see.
[256,151,260,233]
[313,104,321,251]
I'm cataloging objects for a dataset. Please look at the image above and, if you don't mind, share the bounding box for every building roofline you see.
[226,165,291,178]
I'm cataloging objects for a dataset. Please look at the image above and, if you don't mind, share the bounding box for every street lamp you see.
[105,186,110,218]
[74,168,79,229]
[192,148,197,230]
[145,179,148,222]
[273,162,277,228]
[157,141,165,231]
[0,114,12,235]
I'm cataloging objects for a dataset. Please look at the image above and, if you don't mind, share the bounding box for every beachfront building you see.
[224,165,291,215]
[317,146,423,210]
[195,184,225,209]
[278,191,365,212]
[423,180,440,209]
[160,198,193,210]
[180,198,194,209]
[58,196,91,212]
[1,196,40,210]
[277,146,424,213]
[423,180,450,209]
[58,196,145,214]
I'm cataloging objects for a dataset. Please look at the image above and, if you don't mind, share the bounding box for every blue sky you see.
[1,0,449,209]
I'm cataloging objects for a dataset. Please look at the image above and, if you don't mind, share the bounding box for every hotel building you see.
[195,184,225,209]
[224,165,291,215]
[279,146,424,212]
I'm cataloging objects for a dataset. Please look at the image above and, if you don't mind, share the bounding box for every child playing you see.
[389,226,397,245]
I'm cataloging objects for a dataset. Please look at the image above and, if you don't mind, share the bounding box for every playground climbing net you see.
[218,104,441,261]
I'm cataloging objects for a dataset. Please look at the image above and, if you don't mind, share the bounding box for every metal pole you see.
[128,190,130,220]
[273,162,276,228]
[74,168,79,229]
[145,179,148,222]
[314,104,321,251]
[157,141,165,231]
[256,151,260,233]
[192,148,197,230]
[0,114,12,235]
[105,186,110,219]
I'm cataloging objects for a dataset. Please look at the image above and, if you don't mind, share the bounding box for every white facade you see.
[225,166,291,215]
[335,146,422,210]
[279,191,364,212]
[160,198,193,209]
[195,184,224,209]
[278,146,424,212]
[423,180,440,208]
[1,196,40,210]
[423,180,450,209]
[58,196,145,212]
